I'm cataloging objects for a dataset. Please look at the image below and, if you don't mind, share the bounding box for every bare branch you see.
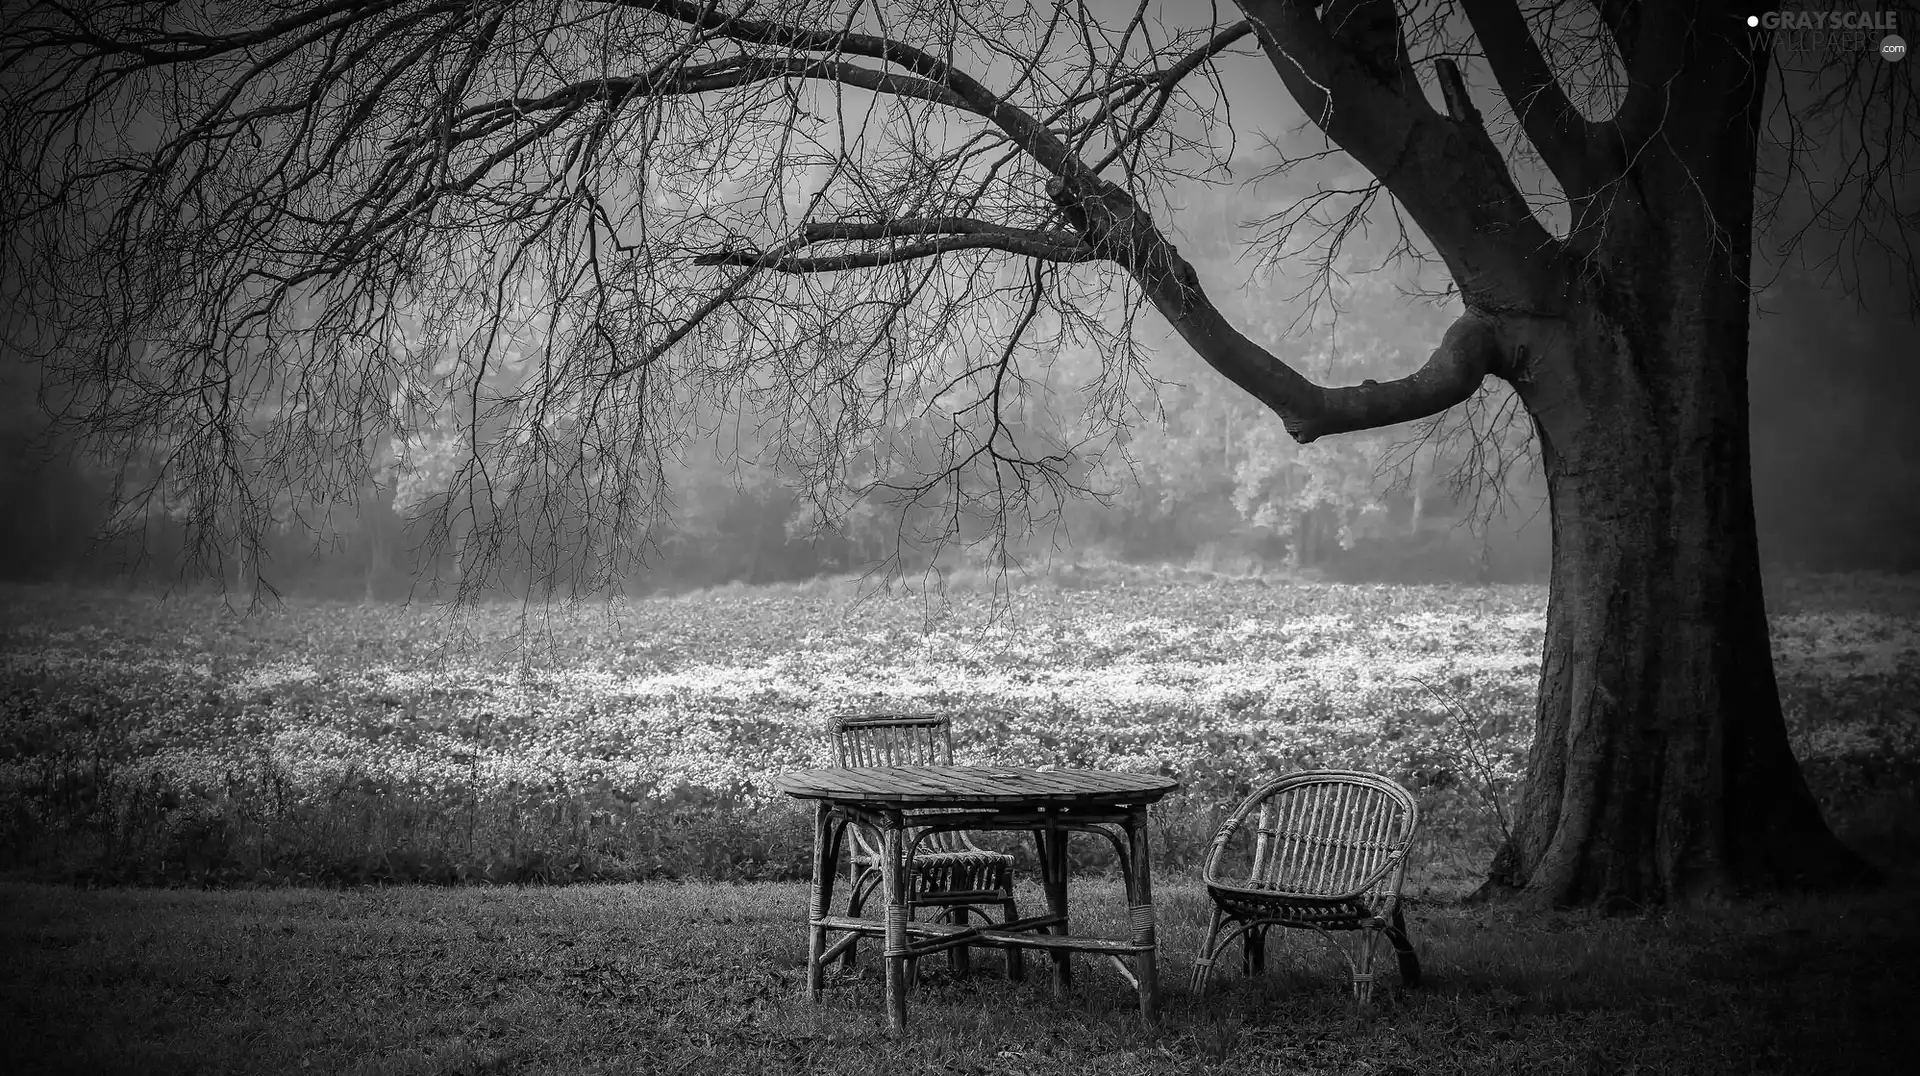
[1236,0,1563,312]
[695,234,1098,271]
[0,0,1617,593]
[418,56,976,138]
[694,218,1097,270]
[1460,0,1614,199]
[1238,307,1503,446]
[1595,0,1641,69]
[1082,19,1256,174]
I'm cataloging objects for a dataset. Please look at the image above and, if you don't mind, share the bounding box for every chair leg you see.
[1242,923,1267,977]
[1001,894,1024,981]
[903,886,920,989]
[950,905,971,977]
[1351,927,1382,1007]
[1387,905,1421,988]
[1191,907,1230,994]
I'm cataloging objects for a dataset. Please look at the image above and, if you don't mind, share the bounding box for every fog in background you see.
[1,20,1914,599]
[4,245,1907,599]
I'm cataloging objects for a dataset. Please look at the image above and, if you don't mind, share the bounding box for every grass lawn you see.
[4,570,1916,1073]
[3,873,1914,1075]
[5,570,1917,890]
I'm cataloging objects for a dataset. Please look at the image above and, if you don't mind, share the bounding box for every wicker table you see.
[774,765,1180,1032]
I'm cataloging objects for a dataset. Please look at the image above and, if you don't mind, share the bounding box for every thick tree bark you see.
[1483,304,1874,906]
[1479,150,1879,909]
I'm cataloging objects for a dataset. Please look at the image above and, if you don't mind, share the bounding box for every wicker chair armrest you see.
[1199,771,1420,899]
[1198,815,1247,888]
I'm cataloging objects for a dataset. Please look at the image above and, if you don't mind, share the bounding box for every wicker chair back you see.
[832,714,954,768]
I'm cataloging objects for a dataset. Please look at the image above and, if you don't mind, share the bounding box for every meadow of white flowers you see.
[2,576,1913,889]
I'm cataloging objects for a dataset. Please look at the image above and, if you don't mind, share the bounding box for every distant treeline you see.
[4,256,1912,597]
[4,393,1913,601]
[0,422,1863,601]
[2,420,1556,600]
[1,445,1908,601]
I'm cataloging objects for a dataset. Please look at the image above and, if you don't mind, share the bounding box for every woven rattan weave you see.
[830,714,1020,981]
[777,762,1177,1033]
[1193,769,1422,1004]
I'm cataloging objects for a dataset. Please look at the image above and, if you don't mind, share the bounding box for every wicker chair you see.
[1192,770,1422,1004]
[832,713,1021,980]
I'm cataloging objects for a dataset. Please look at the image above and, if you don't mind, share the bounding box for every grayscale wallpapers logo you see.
[1745,9,1907,61]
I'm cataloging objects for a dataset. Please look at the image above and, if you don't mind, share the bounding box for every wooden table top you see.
[773,766,1179,808]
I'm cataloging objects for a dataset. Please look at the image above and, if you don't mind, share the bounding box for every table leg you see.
[1124,814,1161,1025]
[880,810,909,1034]
[1036,822,1073,995]
[1001,874,1024,982]
[807,802,832,1001]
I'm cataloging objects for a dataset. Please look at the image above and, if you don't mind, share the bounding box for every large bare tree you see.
[3,0,1908,907]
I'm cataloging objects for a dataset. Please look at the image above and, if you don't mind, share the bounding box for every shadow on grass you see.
[1,875,1912,1075]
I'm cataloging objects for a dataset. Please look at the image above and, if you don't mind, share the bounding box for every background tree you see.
[3,0,1908,907]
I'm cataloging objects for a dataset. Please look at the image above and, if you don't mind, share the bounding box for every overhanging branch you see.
[695,233,1096,272]
[609,0,1087,175]
[1081,19,1256,173]
[6,0,1534,548]
[409,56,973,151]
[1042,172,1502,446]
[1290,312,1503,442]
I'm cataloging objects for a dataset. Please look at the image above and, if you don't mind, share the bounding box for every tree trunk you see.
[1441,19,1885,906]
[1486,247,1876,908]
